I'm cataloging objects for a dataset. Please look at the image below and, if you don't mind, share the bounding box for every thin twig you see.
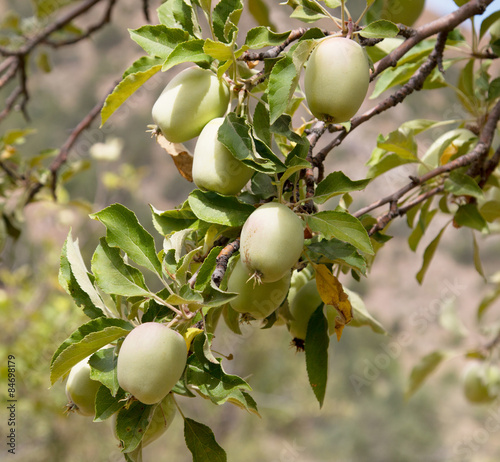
[0,86,22,123]
[239,28,310,61]
[26,92,107,203]
[43,0,118,48]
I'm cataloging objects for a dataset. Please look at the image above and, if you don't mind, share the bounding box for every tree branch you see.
[373,0,493,80]
[26,90,108,203]
[239,28,310,61]
[211,239,240,287]
[42,0,118,48]
[355,98,500,235]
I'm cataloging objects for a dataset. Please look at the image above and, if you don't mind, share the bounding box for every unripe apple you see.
[417,128,476,175]
[288,279,336,340]
[117,323,187,405]
[65,358,101,417]
[192,118,254,195]
[152,67,230,143]
[112,393,177,448]
[228,258,291,319]
[240,202,304,283]
[463,362,500,404]
[304,37,370,123]
[373,0,425,26]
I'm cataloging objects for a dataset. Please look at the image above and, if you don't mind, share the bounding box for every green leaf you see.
[194,246,222,292]
[91,204,162,276]
[305,304,329,408]
[123,56,163,78]
[360,20,399,39]
[307,239,367,275]
[377,129,418,160]
[268,40,316,123]
[247,0,275,28]
[477,288,500,321]
[116,401,153,452]
[289,0,326,22]
[60,231,108,315]
[405,351,449,399]
[479,200,500,223]
[314,172,371,204]
[50,318,133,384]
[94,386,127,422]
[454,204,489,232]
[408,202,437,252]
[488,77,500,102]
[344,288,387,335]
[186,349,252,408]
[306,211,374,255]
[129,25,188,59]
[212,0,243,43]
[167,284,204,305]
[444,171,483,199]
[371,61,421,99]
[101,64,161,126]
[217,113,286,173]
[457,59,479,115]
[59,234,104,319]
[203,39,235,61]
[151,204,198,236]
[89,347,120,396]
[188,190,255,227]
[416,223,449,284]
[479,10,500,40]
[184,418,227,462]
[162,39,213,70]
[157,0,201,38]
[244,27,290,49]
[91,238,151,297]
[366,151,417,178]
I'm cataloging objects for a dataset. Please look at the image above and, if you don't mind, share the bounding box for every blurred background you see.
[1,0,500,461]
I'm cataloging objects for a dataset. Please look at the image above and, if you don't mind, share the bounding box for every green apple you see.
[304,37,370,123]
[228,258,291,319]
[117,323,187,405]
[193,117,254,195]
[152,67,230,143]
[240,202,304,283]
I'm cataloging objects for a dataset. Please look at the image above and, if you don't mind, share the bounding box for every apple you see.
[304,37,370,123]
[192,117,254,195]
[228,258,291,319]
[65,358,101,417]
[152,66,230,143]
[117,323,187,405]
[240,202,304,283]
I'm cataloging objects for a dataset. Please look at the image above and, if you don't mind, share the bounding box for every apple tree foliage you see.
[2,0,500,460]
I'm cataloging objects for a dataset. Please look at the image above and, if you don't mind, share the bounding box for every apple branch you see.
[354,98,500,236]
[212,238,241,287]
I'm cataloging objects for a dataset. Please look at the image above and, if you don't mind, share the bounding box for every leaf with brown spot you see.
[156,134,193,182]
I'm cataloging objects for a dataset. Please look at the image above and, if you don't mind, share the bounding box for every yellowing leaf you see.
[156,134,193,182]
[440,142,459,165]
[315,264,353,340]
[315,265,352,319]
[184,327,204,352]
